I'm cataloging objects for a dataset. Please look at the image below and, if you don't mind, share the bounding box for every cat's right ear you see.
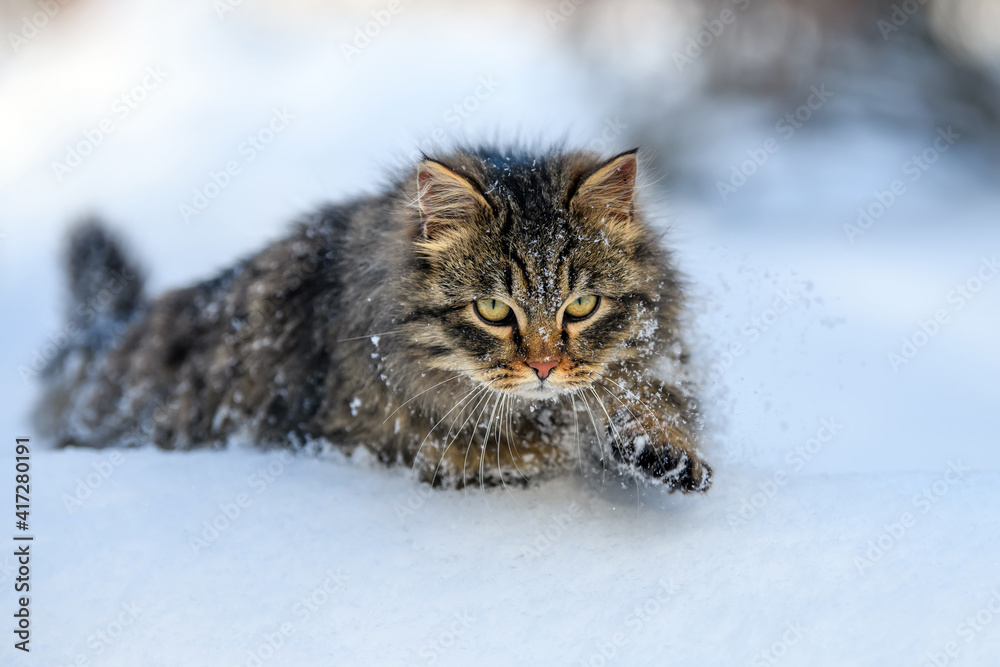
[416,160,492,239]
[569,149,638,229]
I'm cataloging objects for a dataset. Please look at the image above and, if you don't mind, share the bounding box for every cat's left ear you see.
[416,159,492,239]
[569,149,638,227]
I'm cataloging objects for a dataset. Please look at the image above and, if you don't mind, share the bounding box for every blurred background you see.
[2,3,1000,665]
[1,0,998,471]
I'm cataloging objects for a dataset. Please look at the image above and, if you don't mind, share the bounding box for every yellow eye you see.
[565,295,599,320]
[475,298,512,324]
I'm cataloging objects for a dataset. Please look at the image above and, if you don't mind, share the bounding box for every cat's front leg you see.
[409,408,574,489]
[594,375,712,493]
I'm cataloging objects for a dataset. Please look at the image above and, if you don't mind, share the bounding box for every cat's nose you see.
[527,360,559,379]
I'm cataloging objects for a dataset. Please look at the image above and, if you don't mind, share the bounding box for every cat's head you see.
[396,147,677,399]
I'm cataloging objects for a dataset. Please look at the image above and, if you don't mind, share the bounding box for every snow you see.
[1,0,999,665]
[7,448,1000,666]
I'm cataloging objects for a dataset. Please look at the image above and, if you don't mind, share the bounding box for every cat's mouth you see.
[519,381,564,399]
[477,361,594,399]
[513,371,594,399]
[479,374,581,399]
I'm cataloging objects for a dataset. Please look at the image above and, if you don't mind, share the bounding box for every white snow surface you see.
[1,1,999,665]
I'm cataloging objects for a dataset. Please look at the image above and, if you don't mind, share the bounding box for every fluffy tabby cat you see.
[36,147,712,492]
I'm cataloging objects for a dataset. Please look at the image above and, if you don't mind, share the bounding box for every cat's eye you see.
[475,298,513,324]
[565,295,599,320]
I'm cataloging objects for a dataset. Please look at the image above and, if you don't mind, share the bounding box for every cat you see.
[35,146,712,492]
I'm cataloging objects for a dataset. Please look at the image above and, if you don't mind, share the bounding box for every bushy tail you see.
[65,219,145,332]
[33,220,146,443]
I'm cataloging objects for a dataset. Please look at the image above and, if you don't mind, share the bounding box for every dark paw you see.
[605,413,712,493]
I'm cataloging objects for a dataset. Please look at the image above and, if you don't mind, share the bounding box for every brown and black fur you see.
[35,146,712,492]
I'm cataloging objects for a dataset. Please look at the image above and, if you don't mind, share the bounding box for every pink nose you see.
[528,360,559,379]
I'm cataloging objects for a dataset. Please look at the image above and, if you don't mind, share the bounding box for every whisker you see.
[588,385,641,497]
[382,373,465,424]
[593,381,655,442]
[335,330,404,343]
[441,386,484,445]
[495,394,512,496]
[480,392,504,501]
[588,386,623,451]
[593,384,644,512]
[587,385,637,491]
[595,375,692,448]
[480,393,496,493]
[460,384,499,492]
[591,373,661,423]
[434,386,489,485]
[577,390,605,486]
[503,394,527,484]
[569,392,584,476]
[429,379,497,488]
[410,383,486,481]
[587,387,626,488]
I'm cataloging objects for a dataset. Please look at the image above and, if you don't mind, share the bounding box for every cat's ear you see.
[416,159,491,239]
[569,149,638,227]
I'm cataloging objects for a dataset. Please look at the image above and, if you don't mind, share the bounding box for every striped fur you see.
[36,147,711,492]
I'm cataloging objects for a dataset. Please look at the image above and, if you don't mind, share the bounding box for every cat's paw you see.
[604,410,712,493]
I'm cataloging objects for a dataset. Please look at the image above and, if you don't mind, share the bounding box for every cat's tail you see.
[64,218,145,340]
[32,220,146,444]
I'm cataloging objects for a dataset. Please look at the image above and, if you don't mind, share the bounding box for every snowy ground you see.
[1,1,999,665]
